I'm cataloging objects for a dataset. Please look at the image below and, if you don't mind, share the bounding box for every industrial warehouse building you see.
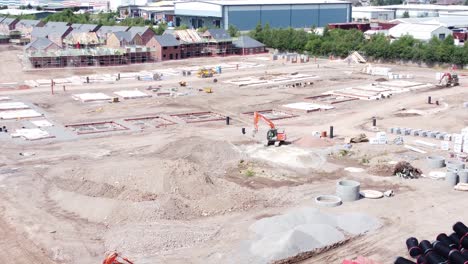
[174,0,352,31]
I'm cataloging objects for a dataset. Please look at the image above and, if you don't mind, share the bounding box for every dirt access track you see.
[0,45,466,263]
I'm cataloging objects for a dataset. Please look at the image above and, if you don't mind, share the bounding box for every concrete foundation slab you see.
[0,102,30,111]
[114,90,152,99]
[0,109,42,119]
[171,111,225,123]
[66,121,129,134]
[72,93,112,103]
[124,116,176,129]
[282,102,334,113]
[242,110,298,120]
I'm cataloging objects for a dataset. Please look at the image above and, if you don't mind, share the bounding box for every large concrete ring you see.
[336,180,361,202]
[315,195,342,207]
[426,156,445,168]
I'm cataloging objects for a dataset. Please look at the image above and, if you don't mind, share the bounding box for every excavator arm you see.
[253,112,276,131]
[103,252,134,264]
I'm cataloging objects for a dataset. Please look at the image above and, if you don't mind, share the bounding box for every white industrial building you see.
[352,6,396,21]
[391,16,468,28]
[382,4,468,18]
[388,23,453,41]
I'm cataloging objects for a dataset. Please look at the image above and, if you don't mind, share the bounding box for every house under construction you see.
[27,46,154,68]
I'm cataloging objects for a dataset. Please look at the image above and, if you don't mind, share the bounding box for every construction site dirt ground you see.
[0,44,467,263]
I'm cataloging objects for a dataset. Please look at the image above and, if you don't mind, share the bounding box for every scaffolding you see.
[27,46,155,68]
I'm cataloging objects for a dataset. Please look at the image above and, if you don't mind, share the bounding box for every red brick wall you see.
[140,29,155,44]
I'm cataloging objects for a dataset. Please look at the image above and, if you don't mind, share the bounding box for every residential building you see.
[15,19,45,39]
[146,34,180,61]
[232,36,266,55]
[201,29,233,56]
[96,25,129,42]
[165,29,209,58]
[388,23,453,41]
[31,24,72,47]
[24,37,61,52]
[106,31,143,48]
[64,32,103,48]
[70,24,101,33]
[126,26,155,44]
[0,17,19,35]
[173,0,352,31]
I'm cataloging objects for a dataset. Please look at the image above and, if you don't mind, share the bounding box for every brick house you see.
[232,36,266,55]
[24,37,61,52]
[15,19,45,39]
[202,28,233,56]
[0,17,19,35]
[126,26,155,45]
[95,25,129,44]
[106,31,143,48]
[31,25,73,48]
[146,34,180,61]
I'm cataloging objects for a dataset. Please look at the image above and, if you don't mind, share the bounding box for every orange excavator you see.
[438,72,459,87]
[103,252,134,264]
[253,111,287,147]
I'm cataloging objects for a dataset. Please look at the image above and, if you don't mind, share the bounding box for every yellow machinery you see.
[197,68,215,78]
[203,87,213,93]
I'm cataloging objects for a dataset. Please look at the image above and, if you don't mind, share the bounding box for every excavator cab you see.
[266,128,286,146]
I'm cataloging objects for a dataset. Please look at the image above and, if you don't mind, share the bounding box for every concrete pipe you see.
[336,180,360,202]
[427,156,446,169]
[446,160,465,171]
[315,195,342,207]
[445,171,458,187]
[458,169,468,183]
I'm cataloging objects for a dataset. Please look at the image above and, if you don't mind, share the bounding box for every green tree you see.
[402,11,410,18]
[228,24,240,37]
[176,24,188,30]
[36,6,43,10]
[153,23,167,35]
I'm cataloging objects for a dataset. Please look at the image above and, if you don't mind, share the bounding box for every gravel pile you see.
[240,207,381,264]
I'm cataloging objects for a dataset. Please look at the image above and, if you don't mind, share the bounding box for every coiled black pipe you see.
[437,233,458,249]
[433,241,468,264]
[395,256,417,264]
[453,222,468,248]
[407,237,423,257]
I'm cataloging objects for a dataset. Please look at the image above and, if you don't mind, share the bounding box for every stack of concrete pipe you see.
[395,221,468,264]
[427,156,446,169]
[336,180,360,202]
[445,160,467,187]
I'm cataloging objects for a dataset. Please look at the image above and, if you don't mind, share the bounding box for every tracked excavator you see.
[438,72,459,87]
[103,252,134,264]
[253,111,287,147]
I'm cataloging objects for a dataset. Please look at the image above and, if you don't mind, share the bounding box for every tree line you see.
[249,24,468,66]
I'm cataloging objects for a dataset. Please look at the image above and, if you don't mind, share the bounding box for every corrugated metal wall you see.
[225,4,350,30]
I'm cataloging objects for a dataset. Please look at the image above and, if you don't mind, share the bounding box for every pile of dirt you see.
[157,137,241,175]
[367,163,395,177]
[293,135,335,148]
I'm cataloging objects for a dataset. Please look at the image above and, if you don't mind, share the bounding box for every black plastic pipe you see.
[395,257,417,264]
[417,255,426,264]
[450,233,461,247]
[420,240,434,255]
[433,241,468,264]
[437,233,458,249]
[226,116,230,125]
[407,237,423,257]
[329,126,334,139]
[461,249,468,259]
[453,222,468,249]
[425,252,448,264]
[428,96,432,104]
